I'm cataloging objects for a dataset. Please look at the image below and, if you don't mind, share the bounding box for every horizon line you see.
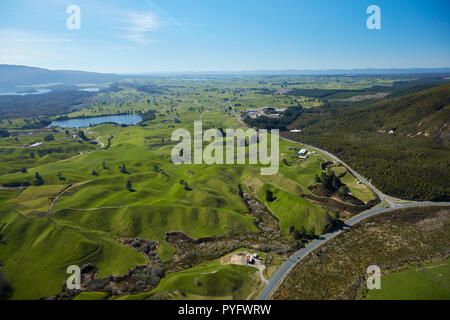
[3,64,450,76]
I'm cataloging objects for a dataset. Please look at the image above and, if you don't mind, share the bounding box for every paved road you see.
[256,200,450,300]
[226,102,450,300]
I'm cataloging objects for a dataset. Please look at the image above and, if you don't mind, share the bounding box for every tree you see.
[265,190,276,202]
[120,164,129,174]
[126,180,133,191]
[78,130,89,141]
[33,172,44,186]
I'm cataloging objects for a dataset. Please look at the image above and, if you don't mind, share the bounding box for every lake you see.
[49,114,143,128]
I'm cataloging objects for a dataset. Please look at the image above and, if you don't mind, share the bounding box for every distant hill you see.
[282,83,450,201]
[288,83,450,142]
[166,68,450,76]
[0,65,127,90]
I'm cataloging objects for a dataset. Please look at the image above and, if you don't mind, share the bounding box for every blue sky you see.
[0,0,449,73]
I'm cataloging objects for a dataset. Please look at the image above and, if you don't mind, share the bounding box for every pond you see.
[79,87,100,92]
[49,114,143,128]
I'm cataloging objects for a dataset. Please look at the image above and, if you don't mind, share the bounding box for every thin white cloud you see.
[124,10,163,33]
[109,10,165,45]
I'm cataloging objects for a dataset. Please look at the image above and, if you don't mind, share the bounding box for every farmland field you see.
[366,258,450,300]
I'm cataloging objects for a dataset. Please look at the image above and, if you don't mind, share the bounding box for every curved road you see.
[256,201,450,300]
[226,102,450,300]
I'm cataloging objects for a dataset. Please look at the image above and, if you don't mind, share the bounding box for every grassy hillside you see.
[273,206,450,300]
[366,258,450,300]
[0,205,147,299]
[284,83,450,201]
[144,258,263,300]
[0,95,345,299]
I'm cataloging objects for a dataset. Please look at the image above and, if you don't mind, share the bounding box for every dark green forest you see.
[286,83,450,201]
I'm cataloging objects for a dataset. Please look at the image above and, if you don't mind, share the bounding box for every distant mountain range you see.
[144,68,450,76]
[1,65,450,90]
[0,65,127,90]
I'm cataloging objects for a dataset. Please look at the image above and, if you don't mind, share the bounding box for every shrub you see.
[44,134,54,141]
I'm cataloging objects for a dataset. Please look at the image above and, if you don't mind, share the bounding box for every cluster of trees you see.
[44,134,54,141]
[34,147,64,158]
[33,172,44,186]
[3,172,45,188]
[140,109,157,121]
[2,181,31,188]
[20,118,51,129]
[0,129,9,137]
[244,106,304,130]
[77,131,89,141]
[315,171,349,195]
[288,225,317,241]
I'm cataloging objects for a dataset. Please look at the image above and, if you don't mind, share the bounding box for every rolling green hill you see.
[0,101,348,299]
